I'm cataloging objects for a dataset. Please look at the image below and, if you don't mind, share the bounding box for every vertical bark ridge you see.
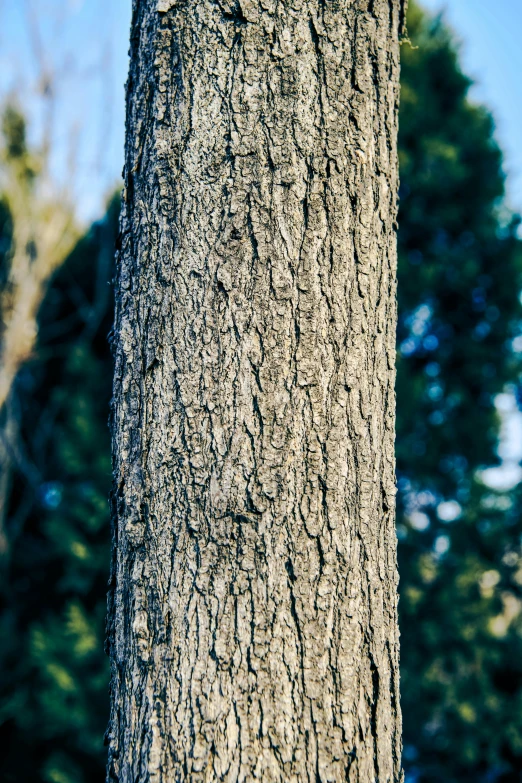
[108,0,403,780]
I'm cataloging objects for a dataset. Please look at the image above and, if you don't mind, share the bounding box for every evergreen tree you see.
[397,4,522,781]
[0,194,118,783]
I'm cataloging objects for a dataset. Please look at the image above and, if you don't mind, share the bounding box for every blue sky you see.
[421,0,522,213]
[0,0,521,222]
[0,0,131,224]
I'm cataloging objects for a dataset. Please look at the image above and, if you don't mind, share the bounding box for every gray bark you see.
[108,0,404,781]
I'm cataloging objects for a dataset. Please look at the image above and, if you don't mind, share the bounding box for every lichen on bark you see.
[108,0,403,780]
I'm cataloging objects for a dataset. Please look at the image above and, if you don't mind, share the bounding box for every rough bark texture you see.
[108,0,403,780]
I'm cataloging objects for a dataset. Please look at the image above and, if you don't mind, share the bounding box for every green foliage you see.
[0,196,118,782]
[1,4,522,781]
[2,106,27,159]
[397,4,522,781]
[397,4,521,491]
[1,105,39,182]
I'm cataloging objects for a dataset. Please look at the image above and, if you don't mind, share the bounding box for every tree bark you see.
[108,0,403,781]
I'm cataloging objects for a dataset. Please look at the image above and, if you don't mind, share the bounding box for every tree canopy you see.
[397,5,522,781]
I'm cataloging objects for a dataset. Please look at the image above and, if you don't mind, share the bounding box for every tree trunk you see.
[108,1,404,781]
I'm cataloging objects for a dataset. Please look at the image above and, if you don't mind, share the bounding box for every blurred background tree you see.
[397,4,522,781]
[1,2,522,782]
[0,172,118,782]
